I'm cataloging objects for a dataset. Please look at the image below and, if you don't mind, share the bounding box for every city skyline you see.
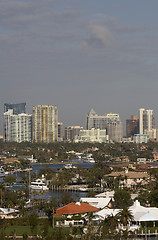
[1,1,158,134]
[2,102,157,140]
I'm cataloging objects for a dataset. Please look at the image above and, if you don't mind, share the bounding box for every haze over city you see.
[1,0,158,134]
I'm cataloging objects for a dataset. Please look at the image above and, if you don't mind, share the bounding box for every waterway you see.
[8,162,95,202]
[7,161,158,203]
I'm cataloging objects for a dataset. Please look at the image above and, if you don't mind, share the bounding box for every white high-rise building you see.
[3,109,32,142]
[139,108,155,134]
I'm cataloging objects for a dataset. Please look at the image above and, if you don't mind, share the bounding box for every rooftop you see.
[56,202,99,215]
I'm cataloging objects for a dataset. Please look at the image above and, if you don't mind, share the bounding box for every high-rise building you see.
[86,109,122,142]
[3,109,32,142]
[126,115,139,137]
[139,108,155,134]
[107,120,123,142]
[4,103,26,115]
[32,105,58,143]
[58,122,63,142]
[65,126,83,142]
[86,109,120,130]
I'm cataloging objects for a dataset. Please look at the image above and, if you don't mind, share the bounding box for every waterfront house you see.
[105,169,150,188]
[56,202,99,215]
[56,202,99,227]
[92,200,158,229]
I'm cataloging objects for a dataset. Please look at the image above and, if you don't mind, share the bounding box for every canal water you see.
[9,162,94,202]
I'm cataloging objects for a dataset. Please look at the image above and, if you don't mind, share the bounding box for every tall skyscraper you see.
[4,103,26,115]
[32,105,58,143]
[139,108,155,134]
[126,115,139,137]
[3,109,32,142]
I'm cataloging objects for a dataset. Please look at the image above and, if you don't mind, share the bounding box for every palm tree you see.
[98,214,119,239]
[117,208,133,226]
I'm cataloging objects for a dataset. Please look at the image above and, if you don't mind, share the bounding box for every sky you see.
[1,0,158,135]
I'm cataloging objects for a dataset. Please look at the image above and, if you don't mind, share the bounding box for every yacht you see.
[82,156,95,163]
[79,187,88,192]
[64,164,76,169]
[0,167,5,178]
[30,179,49,191]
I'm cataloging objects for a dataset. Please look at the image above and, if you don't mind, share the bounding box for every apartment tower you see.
[139,108,155,134]
[3,109,32,142]
[32,105,58,143]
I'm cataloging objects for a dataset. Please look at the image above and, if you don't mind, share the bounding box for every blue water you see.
[31,162,94,175]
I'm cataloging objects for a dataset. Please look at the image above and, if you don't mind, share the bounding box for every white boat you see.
[82,157,95,163]
[0,167,5,177]
[30,179,49,191]
[64,164,76,169]
[79,187,88,192]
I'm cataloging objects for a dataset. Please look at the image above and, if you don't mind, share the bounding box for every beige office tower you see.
[32,105,58,143]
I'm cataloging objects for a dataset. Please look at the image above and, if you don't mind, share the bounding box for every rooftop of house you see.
[80,197,112,209]
[105,170,149,179]
[93,200,158,222]
[56,202,99,215]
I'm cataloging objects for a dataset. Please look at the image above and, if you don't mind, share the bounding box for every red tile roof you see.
[56,202,99,215]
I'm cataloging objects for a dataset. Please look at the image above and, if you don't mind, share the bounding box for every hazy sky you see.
[1,0,158,134]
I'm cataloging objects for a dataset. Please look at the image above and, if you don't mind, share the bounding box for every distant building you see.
[144,129,157,140]
[65,126,83,141]
[126,115,139,137]
[133,134,149,144]
[4,103,26,115]
[107,120,123,142]
[58,122,63,141]
[86,109,120,130]
[139,108,155,134]
[86,109,122,142]
[32,105,58,143]
[74,128,109,143]
[3,109,32,143]
[105,169,149,188]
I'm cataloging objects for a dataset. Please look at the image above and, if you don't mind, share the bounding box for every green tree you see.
[4,176,16,184]
[117,208,133,226]
[114,188,133,209]
[99,214,119,239]
[149,189,158,207]
[28,212,38,236]
[60,192,74,206]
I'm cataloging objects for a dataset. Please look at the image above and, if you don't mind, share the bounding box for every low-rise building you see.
[133,134,149,143]
[93,200,158,230]
[105,169,150,188]
[74,128,109,143]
